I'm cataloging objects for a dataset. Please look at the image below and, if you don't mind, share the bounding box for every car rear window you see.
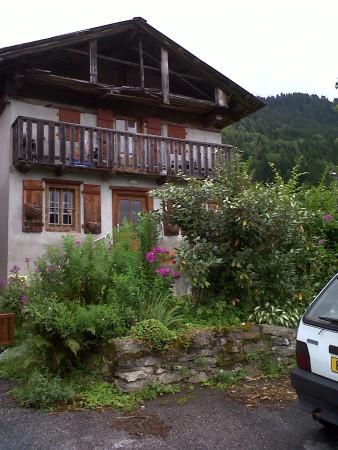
[304,274,338,330]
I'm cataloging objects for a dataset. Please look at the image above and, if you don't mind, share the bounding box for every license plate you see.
[331,356,338,373]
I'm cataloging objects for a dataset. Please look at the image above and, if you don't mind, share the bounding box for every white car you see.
[291,273,338,428]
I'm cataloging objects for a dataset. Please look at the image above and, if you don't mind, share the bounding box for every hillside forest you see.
[221,93,338,185]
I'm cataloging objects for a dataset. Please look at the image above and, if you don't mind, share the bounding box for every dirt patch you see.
[111,410,172,438]
[225,373,297,408]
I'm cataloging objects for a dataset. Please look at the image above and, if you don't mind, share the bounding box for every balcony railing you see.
[12,116,232,178]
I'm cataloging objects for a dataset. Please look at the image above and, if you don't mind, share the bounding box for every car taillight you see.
[295,340,311,372]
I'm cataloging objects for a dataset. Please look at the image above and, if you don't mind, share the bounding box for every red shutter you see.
[167,124,186,156]
[22,180,44,232]
[97,109,114,162]
[147,118,162,168]
[167,125,186,139]
[83,184,101,234]
[58,108,81,141]
[97,108,114,128]
[147,118,161,135]
[0,314,15,345]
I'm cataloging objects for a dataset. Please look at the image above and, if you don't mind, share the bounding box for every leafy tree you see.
[151,154,310,311]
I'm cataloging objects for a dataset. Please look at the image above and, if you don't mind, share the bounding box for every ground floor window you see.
[45,183,80,232]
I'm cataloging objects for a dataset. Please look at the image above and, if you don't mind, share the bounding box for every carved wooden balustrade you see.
[12,116,232,178]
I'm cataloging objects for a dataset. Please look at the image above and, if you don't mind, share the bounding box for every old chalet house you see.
[0,17,264,279]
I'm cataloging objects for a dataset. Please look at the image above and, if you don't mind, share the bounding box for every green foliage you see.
[248,301,305,328]
[222,93,338,185]
[151,154,311,315]
[11,370,75,410]
[76,380,137,411]
[202,368,246,389]
[130,319,177,352]
[245,350,291,379]
[140,292,185,328]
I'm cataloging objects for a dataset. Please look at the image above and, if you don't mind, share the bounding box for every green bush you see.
[11,371,75,410]
[130,319,177,352]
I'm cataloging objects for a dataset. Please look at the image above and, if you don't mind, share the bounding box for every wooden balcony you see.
[12,117,232,179]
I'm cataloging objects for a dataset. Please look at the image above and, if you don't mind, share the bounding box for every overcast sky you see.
[1,0,337,101]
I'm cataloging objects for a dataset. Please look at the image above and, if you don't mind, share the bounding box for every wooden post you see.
[0,314,15,346]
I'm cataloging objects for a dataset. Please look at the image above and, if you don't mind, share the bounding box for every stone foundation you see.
[99,324,296,393]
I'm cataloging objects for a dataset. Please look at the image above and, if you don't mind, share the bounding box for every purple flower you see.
[322,214,332,221]
[46,265,53,272]
[9,265,21,274]
[0,279,7,288]
[171,271,181,280]
[145,251,157,263]
[155,267,171,277]
[24,257,31,264]
[20,295,29,308]
[318,239,326,244]
[75,240,81,245]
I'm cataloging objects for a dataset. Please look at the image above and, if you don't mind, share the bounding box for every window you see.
[116,118,139,155]
[111,187,153,227]
[45,183,80,232]
[23,180,101,234]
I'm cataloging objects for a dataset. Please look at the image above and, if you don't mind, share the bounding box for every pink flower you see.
[318,239,326,244]
[172,271,181,280]
[322,214,332,221]
[155,267,171,277]
[75,240,81,245]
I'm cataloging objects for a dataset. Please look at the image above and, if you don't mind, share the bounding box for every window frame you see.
[44,180,81,232]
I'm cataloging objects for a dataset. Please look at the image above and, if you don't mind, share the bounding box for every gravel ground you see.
[1,377,338,450]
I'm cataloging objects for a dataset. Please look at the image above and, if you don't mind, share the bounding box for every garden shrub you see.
[129,319,177,352]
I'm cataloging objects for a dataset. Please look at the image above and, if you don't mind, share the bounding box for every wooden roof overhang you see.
[0,17,265,128]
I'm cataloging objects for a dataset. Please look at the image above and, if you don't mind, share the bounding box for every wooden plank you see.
[88,128,94,165]
[79,127,85,163]
[70,126,75,161]
[59,124,66,163]
[48,123,55,162]
[132,135,137,170]
[189,142,194,175]
[139,39,145,90]
[97,129,103,166]
[26,119,32,160]
[182,142,187,175]
[157,138,163,174]
[197,143,202,177]
[90,39,98,84]
[161,47,170,105]
[36,121,44,161]
[140,136,146,171]
[165,139,171,174]
[107,130,114,167]
[0,313,15,345]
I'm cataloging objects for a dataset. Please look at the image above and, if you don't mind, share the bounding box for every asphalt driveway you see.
[1,378,337,450]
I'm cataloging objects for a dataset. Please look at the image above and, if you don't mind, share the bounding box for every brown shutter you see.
[147,118,161,135]
[97,109,114,162]
[0,314,15,345]
[23,180,44,232]
[167,124,186,156]
[147,118,161,168]
[97,108,114,128]
[58,108,81,141]
[83,184,101,234]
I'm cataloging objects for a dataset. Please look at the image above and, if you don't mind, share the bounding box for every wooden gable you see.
[0,18,264,130]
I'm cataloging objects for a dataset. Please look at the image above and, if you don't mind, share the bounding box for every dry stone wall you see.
[99,324,296,393]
